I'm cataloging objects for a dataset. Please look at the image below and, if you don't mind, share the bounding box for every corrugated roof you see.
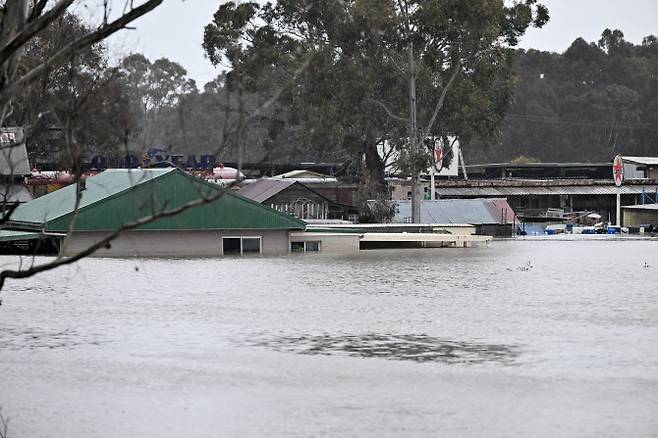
[434,184,658,196]
[5,168,305,232]
[275,169,333,179]
[394,199,517,225]
[623,157,658,166]
[0,127,30,176]
[238,178,296,203]
[0,230,41,242]
[622,203,658,210]
[8,168,173,224]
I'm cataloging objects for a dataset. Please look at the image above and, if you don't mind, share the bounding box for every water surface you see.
[1,240,657,437]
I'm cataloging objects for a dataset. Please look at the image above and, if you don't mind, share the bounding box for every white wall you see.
[289,232,360,253]
[62,230,291,257]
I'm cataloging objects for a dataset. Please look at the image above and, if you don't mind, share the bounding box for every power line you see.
[506,113,658,132]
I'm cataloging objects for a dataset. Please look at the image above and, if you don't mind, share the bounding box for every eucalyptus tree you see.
[203,0,548,220]
[0,0,163,127]
[472,30,658,163]
[120,54,197,148]
[6,13,140,164]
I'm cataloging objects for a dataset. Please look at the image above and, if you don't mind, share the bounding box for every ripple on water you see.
[250,333,520,365]
[0,326,103,350]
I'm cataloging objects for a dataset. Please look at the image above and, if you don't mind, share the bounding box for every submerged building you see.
[393,198,518,236]
[390,159,658,224]
[2,168,306,257]
[238,178,358,221]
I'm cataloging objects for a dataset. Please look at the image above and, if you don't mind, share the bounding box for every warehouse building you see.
[2,168,306,257]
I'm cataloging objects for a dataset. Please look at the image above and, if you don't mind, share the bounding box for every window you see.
[222,237,241,255]
[242,238,261,253]
[290,241,321,253]
[305,241,320,252]
[222,236,262,255]
[291,241,305,252]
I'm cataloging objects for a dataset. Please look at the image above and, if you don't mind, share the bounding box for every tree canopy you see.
[467,29,658,163]
[201,0,548,197]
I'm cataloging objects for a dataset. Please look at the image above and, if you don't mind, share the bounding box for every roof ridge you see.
[59,168,176,222]
[8,168,175,226]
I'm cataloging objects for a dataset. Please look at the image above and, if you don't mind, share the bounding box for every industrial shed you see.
[393,198,518,236]
[622,204,658,229]
[3,168,305,257]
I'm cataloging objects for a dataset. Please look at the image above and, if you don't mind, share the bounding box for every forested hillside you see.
[466,29,658,163]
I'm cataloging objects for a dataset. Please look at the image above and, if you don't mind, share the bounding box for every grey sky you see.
[106,0,658,87]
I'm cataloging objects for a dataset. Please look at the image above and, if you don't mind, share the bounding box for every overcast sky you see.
[105,0,658,87]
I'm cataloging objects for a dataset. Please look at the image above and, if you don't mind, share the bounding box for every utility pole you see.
[408,42,421,223]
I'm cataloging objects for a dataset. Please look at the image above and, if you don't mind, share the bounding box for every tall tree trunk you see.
[363,126,387,196]
[408,41,421,223]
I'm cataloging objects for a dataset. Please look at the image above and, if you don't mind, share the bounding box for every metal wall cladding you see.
[41,170,305,232]
[394,199,516,225]
[0,127,31,176]
[434,184,658,197]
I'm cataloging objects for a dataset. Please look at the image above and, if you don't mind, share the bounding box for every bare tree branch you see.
[417,64,460,144]
[0,0,164,106]
[0,178,237,289]
[368,97,407,123]
[29,0,51,21]
[0,0,75,68]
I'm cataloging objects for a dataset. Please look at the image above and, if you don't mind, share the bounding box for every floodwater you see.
[0,240,657,437]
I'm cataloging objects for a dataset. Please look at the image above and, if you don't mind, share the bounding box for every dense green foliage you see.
[467,29,658,163]
[10,9,657,173]
[201,0,547,194]
[5,14,138,165]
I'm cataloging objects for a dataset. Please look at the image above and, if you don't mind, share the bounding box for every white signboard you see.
[433,142,459,177]
[378,137,460,177]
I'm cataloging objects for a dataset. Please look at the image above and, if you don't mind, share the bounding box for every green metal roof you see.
[6,169,306,232]
[0,230,42,242]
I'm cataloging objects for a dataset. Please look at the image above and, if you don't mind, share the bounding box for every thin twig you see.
[0,0,164,106]
[368,98,407,123]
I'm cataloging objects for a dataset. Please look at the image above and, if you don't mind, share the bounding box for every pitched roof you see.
[5,168,305,232]
[238,178,297,203]
[394,198,517,225]
[8,168,172,225]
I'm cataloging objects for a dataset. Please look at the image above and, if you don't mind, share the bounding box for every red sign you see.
[434,140,444,172]
[613,154,624,187]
